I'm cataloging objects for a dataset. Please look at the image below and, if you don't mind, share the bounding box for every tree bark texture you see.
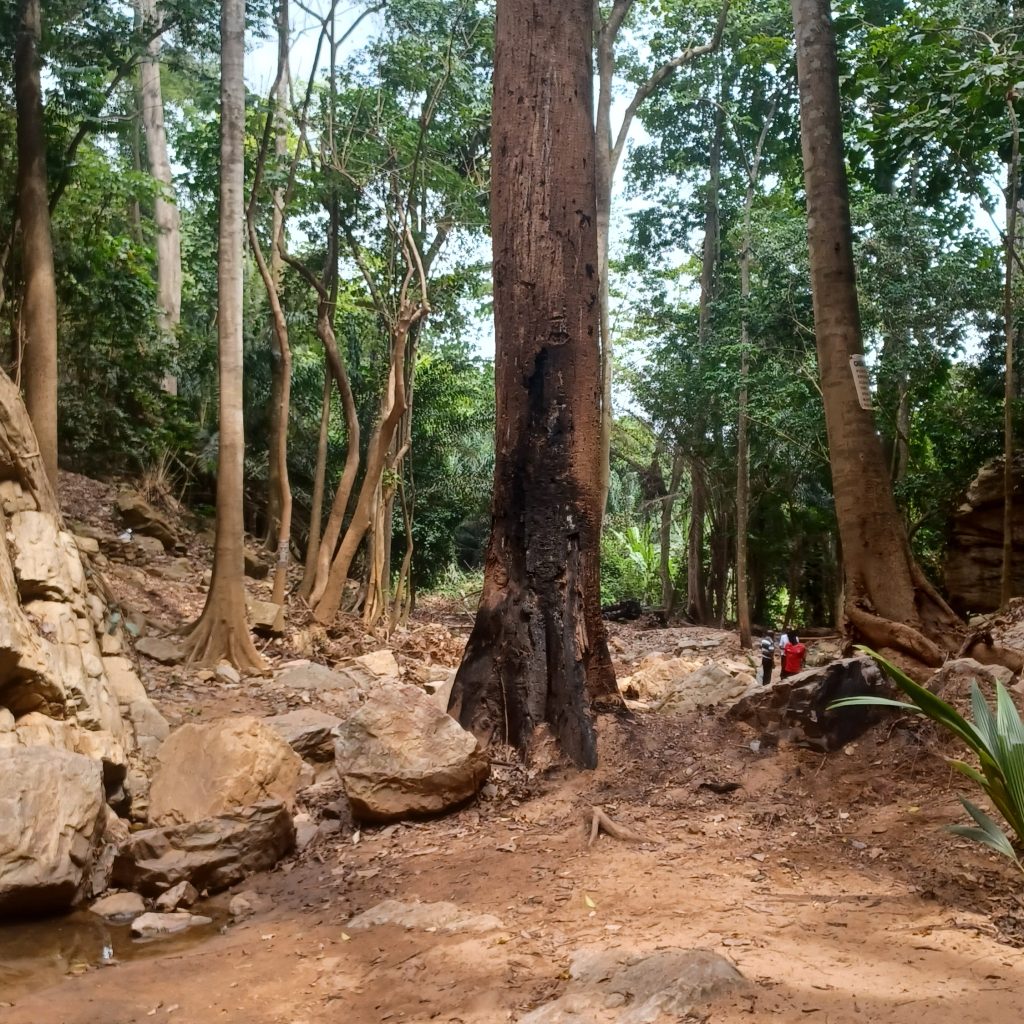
[15,0,59,489]
[137,0,182,395]
[792,0,961,663]
[450,0,619,769]
[184,0,265,673]
[1002,103,1019,611]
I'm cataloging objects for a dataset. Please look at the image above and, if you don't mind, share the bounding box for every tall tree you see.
[14,0,59,487]
[450,0,620,768]
[183,0,265,672]
[593,0,728,515]
[791,0,962,667]
[136,0,182,394]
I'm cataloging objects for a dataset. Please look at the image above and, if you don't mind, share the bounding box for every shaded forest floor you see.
[3,474,1024,1023]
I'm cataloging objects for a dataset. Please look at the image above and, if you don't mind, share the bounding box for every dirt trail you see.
[4,475,1022,1023]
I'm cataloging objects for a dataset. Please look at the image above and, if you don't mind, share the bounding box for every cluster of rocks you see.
[0,469,488,927]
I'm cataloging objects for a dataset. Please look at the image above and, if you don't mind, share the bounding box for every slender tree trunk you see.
[265,0,291,549]
[697,111,723,353]
[685,458,707,623]
[659,451,684,614]
[300,368,331,597]
[1002,103,1019,611]
[184,0,265,673]
[792,0,961,666]
[450,0,619,769]
[15,0,58,489]
[137,0,182,395]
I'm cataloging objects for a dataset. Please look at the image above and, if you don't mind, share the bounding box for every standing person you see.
[781,629,807,678]
[760,630,776,686]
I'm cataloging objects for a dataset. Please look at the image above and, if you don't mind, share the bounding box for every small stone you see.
[154,880,199,912]
[216,663,241,685]
[250,600,284,635]
[130,912,213,938]
[229,893,254,919]
[90,891,146,921]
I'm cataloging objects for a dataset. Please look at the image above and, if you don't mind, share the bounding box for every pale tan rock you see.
[90,890,145,920]
[0,747,106,915]
[148,716,305,825]
[115,492,178,549]
[250,599,284,634]
[346,899,503,934]
[7,511,76,600]
[334,684,489,822]
[102,656,149,707]
[130,911,212,937]
[135,636,184,664]
[154,880,199,912]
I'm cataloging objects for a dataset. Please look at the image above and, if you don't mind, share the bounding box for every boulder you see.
[334,684,489,822]
[250,600,284,635]
[135,636,185,665]
[0,747,106,916]
[148,716,306,825]
[130,911,213,938]
[656,663,754,714]
[264,709,342,762]
[244,547,269,579]
[520,948,747,1024]
[89,891,146,921]
[929,657,1017,699]
[617,655,701,702]
[115,492,178,549]
[112,801,295,896]
[729,656,891,751]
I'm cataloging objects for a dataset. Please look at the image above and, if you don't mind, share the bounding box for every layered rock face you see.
[0,374,164,917]
[945,454,1024,614]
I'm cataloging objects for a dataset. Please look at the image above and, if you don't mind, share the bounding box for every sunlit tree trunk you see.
[137,0,182,395]
[792,0,961,666]
[1002,99,1019,611]
[184,0,265,673]
[450,0,620,769]
[15,0,58,488]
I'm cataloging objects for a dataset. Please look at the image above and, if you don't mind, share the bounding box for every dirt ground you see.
[3,475,1024,1024]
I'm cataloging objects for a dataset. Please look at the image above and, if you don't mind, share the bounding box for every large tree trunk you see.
[449,0,619,769]
[792,0,961,665]
[15,0,59,489]
[184,0,265,673]
[659,451,684,614]
[137,0,182,395]
[1002,104,1019,611]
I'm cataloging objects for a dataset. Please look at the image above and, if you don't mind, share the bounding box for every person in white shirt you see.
[759,630,776,686]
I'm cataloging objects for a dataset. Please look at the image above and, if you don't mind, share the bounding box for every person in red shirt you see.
[781,629,807,678]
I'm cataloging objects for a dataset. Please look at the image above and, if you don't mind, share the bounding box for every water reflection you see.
[0,908,222,1002]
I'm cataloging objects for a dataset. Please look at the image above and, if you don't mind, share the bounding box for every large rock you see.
[929,657,1017,699]
[112,801,295,896]
[148,716,306,825]
[729,656,891,751]
[346,899,503,934]
[656,663,754,714]
[130,911,213,938]
[115,492,178,549]
[945,454,1024,614]
[264,708,342,762]
[7,511,80,601]
[89,890,146,920]
[134,636,185,665]
[520,948,747,1024]
[334,684,489,822]
[0,747,106,916]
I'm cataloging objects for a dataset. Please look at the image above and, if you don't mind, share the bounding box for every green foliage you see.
[601,521,667,606]
[832,647,1024,872]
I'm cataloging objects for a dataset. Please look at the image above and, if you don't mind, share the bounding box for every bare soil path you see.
[3,474,1022,1023]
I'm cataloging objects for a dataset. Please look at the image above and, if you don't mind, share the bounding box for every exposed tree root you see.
[182,595,267,674]
[846,602,945,668]
[587,806,653,846]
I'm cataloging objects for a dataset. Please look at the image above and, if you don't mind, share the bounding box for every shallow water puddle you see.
[0,909,224,1001]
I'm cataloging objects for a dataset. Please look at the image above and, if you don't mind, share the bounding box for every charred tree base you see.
[450,548,618,770]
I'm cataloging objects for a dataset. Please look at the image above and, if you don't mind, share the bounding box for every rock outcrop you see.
[945,454,1024,614]
[112,801,295,895]
[334,684,489,822]
[148,716,306,825]
[264,708,342,762]
[729,656,891,751]
[0,747,106,915]
[115,492,179,550]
